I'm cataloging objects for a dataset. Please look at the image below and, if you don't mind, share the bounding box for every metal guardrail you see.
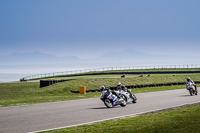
[55,71,200,78]
[23,64,200,80]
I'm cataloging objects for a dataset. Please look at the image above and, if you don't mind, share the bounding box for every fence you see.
[23,64,200,80]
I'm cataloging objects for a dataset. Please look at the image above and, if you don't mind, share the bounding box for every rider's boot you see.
[119,98,123,102]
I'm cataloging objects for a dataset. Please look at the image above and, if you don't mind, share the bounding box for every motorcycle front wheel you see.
[121,95,127,102]
[195,89,198,95]
[132,94,137,103]
[189,89,194,96]
[104,99,113,108]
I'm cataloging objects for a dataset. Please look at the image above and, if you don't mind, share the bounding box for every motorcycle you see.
[100,88,126,108]
[119,88,137,103]
[186,81,198,96]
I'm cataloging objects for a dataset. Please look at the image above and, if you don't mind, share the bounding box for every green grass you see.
[38,74,134,80]
[0,82,101,107]
[0,73,200,107]
[43,103,200,133]
[45,73,200,91]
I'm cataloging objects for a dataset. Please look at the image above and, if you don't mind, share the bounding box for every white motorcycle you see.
[119,88,137,103]
[186,81,198,96]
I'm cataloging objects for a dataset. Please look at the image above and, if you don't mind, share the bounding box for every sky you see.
[0,0,200,59]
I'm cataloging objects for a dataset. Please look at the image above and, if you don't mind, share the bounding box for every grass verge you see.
[40,73,200,91]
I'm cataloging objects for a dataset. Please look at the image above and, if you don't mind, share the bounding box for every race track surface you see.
[0,88,200,133]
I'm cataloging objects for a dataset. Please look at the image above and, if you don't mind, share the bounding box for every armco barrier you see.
[23,64,200,80]
[57,71,200,78]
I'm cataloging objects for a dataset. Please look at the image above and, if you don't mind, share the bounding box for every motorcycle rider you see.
[186,77,197,93]
[99,86,105,91]
[99,86,111,93]
[100,86,122,100]
[117,82,134,99]
[117,82,126,91]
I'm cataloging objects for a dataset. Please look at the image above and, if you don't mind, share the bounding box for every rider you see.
[100,85,123,100]
[99,86,105,91]
[99,86,110,93]
[117,82,127,91]
[186,77,197,92]
[117,82,134,98]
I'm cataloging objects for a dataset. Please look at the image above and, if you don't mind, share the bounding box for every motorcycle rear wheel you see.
[120,99,126,107]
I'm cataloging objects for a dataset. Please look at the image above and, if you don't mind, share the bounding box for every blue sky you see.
[0,0,200,59]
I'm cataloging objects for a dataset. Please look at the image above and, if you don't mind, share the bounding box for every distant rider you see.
[186,77,197,92]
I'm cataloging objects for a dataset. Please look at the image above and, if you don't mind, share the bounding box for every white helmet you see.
[117,82,122,87]
[99,86,105,91]
[187,77,191,82]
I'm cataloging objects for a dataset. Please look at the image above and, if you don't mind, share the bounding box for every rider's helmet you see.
[99,86,105,91]
[117,82,122,87]
[187,77,191,82]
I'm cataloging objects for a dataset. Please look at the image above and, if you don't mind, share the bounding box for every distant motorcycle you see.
[100,88,126,108]
[119,88,137,103]
[186,81,198,96]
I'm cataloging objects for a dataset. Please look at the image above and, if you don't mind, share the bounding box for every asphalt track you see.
[0,88,200,133]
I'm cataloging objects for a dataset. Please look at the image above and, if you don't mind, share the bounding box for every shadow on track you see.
[90,106,123,109]
[179,94,192,97]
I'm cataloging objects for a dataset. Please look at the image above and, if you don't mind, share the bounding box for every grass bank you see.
[43,103,200,133]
